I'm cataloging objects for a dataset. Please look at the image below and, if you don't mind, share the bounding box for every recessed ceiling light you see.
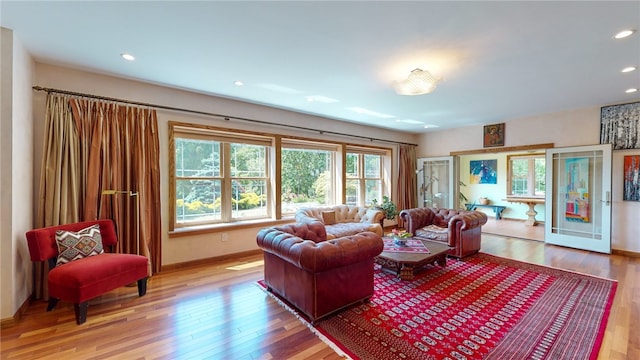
[423,124,439,129]
[120,53,135,61]
[614,29,636,39]
[621,66,637,73]
[234,81,244,86]
[625,88,638,93]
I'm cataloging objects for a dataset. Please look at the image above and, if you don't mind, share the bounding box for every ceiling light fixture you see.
[234,80,244,86]
[625,88,638,93]
[120,53,135,61]
[393,68,441,95]
[621,66,637,73]
[614,29,636,39]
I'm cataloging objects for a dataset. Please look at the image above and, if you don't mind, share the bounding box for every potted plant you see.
[371,196,398,221]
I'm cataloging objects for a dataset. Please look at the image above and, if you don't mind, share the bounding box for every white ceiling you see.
[2,1,639,133]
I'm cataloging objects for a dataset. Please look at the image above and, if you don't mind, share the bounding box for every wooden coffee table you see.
[375,239,451,280]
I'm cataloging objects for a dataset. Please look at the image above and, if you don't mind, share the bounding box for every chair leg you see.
[74,302,88,325]
[46,297,59,311]
[137,277,148,296]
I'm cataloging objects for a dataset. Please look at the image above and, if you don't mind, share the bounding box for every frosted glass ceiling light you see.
[393,68,441,95]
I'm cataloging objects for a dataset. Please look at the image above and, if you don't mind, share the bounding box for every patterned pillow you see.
[55,224,104,266]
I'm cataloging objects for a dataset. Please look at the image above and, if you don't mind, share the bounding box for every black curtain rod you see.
[32,86,417,147]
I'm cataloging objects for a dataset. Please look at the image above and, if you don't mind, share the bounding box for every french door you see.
[416,156,455,209]
[545,144,612,253]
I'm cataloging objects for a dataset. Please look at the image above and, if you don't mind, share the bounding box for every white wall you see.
[0,28,34,321]
[32,63,417,266]
[418,107,640,253]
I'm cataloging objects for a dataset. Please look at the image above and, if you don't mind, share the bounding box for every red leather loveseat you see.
[256,222,383,323]
[26,220,149,324]
[399,207,487,258]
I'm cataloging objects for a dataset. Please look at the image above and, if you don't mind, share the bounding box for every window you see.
[346,151,383,206]
[507,154,545,197]
[281,140,337,214]
[172,124,271,228]
[170,122,394,231]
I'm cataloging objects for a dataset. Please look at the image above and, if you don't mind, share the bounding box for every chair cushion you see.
[416,224,449,242]
[55,224,104,266]
[48,253,148,303]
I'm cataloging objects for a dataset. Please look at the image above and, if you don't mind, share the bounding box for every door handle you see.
[601,191,611,206]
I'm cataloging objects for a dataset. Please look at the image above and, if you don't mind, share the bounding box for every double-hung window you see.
[280,140,337,214]
[346,148,384,206]
[172,124,271,228]
[507,154,545,197]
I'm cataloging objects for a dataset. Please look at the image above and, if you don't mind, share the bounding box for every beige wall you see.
[418,107,640,253]
[32,63,416,267]
[1,28,34,321]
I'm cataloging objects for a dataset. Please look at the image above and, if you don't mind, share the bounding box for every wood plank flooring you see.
[481,217,545,241]
[1,235,638,360]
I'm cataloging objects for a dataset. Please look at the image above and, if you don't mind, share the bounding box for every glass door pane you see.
[545,144,612,253]
[417,157,454,209]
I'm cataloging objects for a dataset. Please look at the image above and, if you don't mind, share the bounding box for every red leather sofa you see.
[399,207,488,258]
[256,222,383,323]
[26,220,149,324]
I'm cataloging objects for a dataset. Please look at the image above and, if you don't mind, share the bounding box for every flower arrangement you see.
[389,229,412,246]
[391,229,412,238]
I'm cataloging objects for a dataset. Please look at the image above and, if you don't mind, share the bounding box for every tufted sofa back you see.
[295,205,383,224]
[274,221,327,243]
[257,223,382,273]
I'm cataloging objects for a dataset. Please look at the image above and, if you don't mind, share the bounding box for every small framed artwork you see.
[483,123,505,148]
[623,155,640,201]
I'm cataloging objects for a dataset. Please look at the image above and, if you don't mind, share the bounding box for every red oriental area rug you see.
[257,253,616,360]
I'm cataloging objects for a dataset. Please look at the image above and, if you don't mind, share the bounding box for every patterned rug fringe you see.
[254,282,353,360]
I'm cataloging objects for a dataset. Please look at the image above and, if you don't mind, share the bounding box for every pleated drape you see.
[34,93,161,299]
[396,145,417,227]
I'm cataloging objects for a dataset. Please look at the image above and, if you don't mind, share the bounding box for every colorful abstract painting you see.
[470,159,497,184]
[623,155,640,201]
[565,157,590,223]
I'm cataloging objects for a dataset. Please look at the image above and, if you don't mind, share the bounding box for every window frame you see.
[170,123,272,230]
[506,153,545,198]
[169,121,394,232]
[346,148,385,207]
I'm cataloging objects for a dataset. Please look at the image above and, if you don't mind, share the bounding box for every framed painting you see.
[470,159,497,184]
[483,123,505,147]
[565,157,590,223]
[623,155,640,201]
[600,101,640,150]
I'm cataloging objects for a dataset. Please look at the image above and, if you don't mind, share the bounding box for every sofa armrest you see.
[363,208,385,224]
[449,210,488,230]
[257,228,383,272]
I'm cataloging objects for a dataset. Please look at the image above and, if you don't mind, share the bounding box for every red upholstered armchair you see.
[25,220,148,324]
[399,207,488,258]
[256,222,383,323]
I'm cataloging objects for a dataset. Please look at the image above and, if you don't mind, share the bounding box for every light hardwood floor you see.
[1,235,638,360]
[481,217,545,241]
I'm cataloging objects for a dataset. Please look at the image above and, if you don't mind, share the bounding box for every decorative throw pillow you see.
[55,224,104,266]
[322,211,337,225]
